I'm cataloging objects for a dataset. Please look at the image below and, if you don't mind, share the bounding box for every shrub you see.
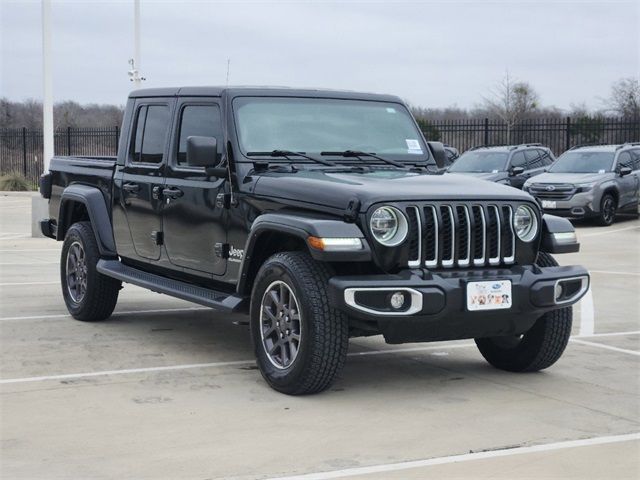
[0,171,31,191]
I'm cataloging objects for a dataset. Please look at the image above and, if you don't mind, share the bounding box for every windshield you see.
[448,151,509,173]
[549,151,615,173]
[233,97,429,162]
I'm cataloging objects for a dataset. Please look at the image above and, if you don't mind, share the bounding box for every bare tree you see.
[482,72,539,141]
[606,78,640,119]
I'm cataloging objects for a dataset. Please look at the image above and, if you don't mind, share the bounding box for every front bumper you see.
[532,192,597,218]
[328,265,589,344]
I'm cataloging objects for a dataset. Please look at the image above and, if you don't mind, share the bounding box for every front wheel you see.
[596,193,616,226]
[475,252,572,372]
[61,221,121,321]
[249,251,349,395]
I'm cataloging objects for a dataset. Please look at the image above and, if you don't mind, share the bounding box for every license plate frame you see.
[466,280,512,311]
[542,200,557,209]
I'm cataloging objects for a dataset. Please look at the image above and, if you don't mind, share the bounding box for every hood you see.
[445,171,506,182]
[252,169,533,211]
[525,172,611,185]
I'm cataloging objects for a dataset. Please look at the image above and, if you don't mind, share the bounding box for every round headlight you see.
[513,205,538,242]
[370,206,408,247]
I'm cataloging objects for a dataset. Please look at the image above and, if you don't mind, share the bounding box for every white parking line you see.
[570,339,640,357]
[3,337,639,386]
[581,225,640,237]
[0,249,60,253]
[0,281,59,286]
[0,344,477,385]
[0,261,58,265]
[0,306,210,322]
[590,270,640,277]
[578,287,594,336]
[578,330,640,338]
[266,433,640,480]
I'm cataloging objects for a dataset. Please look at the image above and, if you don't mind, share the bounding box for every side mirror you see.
[186,136,219,168]
[619,166,632,177]
[510,166,525,176]
[427,141,446,169]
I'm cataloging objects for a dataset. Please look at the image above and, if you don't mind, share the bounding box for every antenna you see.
[226,58,231,86]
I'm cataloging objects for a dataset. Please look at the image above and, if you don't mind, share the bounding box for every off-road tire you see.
[475,252,572,372]
[61,221,121,321]
[250,251,349,395]
[595,193,616,226]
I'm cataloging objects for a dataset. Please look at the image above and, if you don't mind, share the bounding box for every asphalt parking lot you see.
[1,192,638,480]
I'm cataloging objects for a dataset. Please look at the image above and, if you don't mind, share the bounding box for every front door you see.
[616,151,640,208]
[162,100,228,276]
[118,101,172,261]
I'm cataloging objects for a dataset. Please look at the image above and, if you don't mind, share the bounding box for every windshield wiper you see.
[246,150,335,166]
[320,150,406,168]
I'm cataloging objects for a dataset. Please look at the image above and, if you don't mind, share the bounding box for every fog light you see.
[555,282,564,301]
[390,292,406,310]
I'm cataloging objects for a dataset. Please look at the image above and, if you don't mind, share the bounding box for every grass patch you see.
[0,172,32,191]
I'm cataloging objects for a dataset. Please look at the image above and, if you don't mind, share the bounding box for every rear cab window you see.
[129,104,171,164]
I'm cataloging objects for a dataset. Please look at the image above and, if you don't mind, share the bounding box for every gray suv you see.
[524,144,640,226]
[446,144,555,189]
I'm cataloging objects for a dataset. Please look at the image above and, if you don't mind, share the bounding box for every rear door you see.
[119,100,173,261]
[616,151,640,208]
[162,98,228,276]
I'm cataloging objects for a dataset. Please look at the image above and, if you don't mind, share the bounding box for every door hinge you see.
[216,193,237,209]
[151,231,164,245]
[214,242,229,258]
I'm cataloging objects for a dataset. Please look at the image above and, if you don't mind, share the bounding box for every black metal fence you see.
[0,127,120,187]
[427,117,639,155]
[1,118,639,187]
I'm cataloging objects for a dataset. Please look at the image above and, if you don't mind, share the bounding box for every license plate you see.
[542,200,556,209]
[467,280,512,311]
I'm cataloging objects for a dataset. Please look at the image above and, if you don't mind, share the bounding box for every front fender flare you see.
[539,214,580,254]
[237,213,371,295]
[58,184,117,257]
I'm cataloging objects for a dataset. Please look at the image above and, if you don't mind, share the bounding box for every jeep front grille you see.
[405,203,516,269]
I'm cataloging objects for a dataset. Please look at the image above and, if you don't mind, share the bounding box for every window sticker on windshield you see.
[492,169,499,173]
[598,169,605,173]
[406,139,422,154]
[386,107,396,113]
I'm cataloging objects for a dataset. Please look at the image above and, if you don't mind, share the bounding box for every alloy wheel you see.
[260,280,302,369]
[66,241,88,303]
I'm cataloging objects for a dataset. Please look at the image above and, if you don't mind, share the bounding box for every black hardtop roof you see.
[128,86,403,103]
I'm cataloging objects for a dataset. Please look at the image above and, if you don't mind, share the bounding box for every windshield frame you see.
[548,151,616,174]
[231,95,432,165]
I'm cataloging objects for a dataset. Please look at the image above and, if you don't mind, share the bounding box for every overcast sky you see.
[1,0,638,111]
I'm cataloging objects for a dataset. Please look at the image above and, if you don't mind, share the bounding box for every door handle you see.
[122,182,140,193]
[162,187,184,200]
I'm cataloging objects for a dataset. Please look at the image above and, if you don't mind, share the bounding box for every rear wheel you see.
[475,252,572,372]
[596,193,616,226]
[250,251,349,395]
[61,222,121,321]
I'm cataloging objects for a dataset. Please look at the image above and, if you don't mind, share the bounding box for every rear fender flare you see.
[58,184,117,257]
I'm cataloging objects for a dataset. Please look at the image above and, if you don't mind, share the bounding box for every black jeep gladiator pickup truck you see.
[40,87,589,395]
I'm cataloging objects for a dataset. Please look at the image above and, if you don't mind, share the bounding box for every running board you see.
[97,260,246,312]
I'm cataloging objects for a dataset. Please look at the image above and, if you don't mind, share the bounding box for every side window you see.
[524,149,541,169]
[176,105,223,166]
[539,149,554,166]
[129,104,170,164]
[510,151,527,169]
[617,152,632,170]
[628,149,640,170]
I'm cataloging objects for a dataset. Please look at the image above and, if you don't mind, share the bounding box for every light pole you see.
[42,0,53,172]
[128,0,145,86]
[34,0,54,237]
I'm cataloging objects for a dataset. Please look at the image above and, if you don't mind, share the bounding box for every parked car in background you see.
[524,143,640,226]
[446,144,555,189]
